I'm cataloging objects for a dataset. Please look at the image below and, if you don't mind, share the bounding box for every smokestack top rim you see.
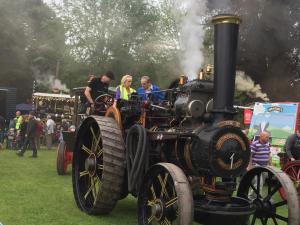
[212,14,241,25]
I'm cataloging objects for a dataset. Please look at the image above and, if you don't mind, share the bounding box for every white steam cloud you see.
[236,71,269,101]
[210,0,233,13]
[46,75,69,92]
[31,66,69,93]
[179,0,207,80]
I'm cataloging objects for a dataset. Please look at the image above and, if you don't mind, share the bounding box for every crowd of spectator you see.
[0,111,70,154]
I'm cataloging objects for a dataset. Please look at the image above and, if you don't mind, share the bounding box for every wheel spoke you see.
[80,170,89,177]
[96,148,103,158]
[160,218,171,225]
[264,217,268,225]
[273,200,287,208]
[90,127,97,144]
[82,145,92,155]
[265,182,281,201]
[84,178,94,199]
[90,127,101,152]
[147,200,156,206]
[150,185,157,200]
[273,213,288,222]
[166,196,178,208]
[291,167,298,178]
[148,214,155,224]
[250,183,262,199]
[158,173,169,198]
[271,216,279,225]
[287,172,297,182]
[267,172,273,194]
[256,174,261,197]
[260,217,267,225]
[93,176,101,206]
[250,214,257,225]
[90,177,96,199]
[90,127,97,151]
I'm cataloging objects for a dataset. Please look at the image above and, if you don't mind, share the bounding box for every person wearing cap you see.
[285,129,300,161]
[84,71,115,109]
[17,111,38,157]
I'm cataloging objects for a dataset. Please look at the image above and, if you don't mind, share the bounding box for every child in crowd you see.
[7,128,15,150]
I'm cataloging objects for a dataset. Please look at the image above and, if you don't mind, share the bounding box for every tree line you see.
[0,0,299,102]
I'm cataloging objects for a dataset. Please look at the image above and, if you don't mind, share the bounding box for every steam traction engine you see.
[71,15,300,225]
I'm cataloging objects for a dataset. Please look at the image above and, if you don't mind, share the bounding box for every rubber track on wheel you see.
[93,116,125,214]
[82,116,125,215]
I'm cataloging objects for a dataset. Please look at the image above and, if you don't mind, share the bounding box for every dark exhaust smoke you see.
[209,0,300,101]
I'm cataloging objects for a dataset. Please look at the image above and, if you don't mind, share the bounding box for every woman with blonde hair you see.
[115,74,136,101]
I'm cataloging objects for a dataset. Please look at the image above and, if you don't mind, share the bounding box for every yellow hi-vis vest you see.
[119,85,135,100]
[16,116,23,130]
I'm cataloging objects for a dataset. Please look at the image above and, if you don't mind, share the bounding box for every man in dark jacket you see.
[285,129,300,161]
[17,111,38,157]
[84,71,115,109]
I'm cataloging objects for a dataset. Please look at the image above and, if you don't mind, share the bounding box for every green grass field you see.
[0,148,291,225]
[0,148,137,225]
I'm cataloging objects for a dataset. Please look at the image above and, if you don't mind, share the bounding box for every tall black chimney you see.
[212,15,241,121]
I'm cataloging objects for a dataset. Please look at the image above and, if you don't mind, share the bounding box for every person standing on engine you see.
[84,71,115,110]
[285,129,300,161]
[137,76,164,104]
[115,75,136,101]
[248,131,271,199]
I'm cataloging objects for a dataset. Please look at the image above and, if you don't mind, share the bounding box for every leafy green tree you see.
[54,0,182,89]
[0,0,67,101]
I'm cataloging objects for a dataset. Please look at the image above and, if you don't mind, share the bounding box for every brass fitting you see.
[212,15,241,25]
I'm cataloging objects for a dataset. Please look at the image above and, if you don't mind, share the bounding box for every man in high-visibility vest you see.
[115,75,136,101]
[15,111,23,148]
[15,111,23,130]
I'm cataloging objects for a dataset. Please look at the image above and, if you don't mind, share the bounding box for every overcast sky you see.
[43,0,61,5]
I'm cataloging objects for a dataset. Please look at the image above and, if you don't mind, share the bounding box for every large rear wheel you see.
[72,116,125,215]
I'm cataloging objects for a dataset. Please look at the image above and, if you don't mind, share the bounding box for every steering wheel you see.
[94,94,114,114]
